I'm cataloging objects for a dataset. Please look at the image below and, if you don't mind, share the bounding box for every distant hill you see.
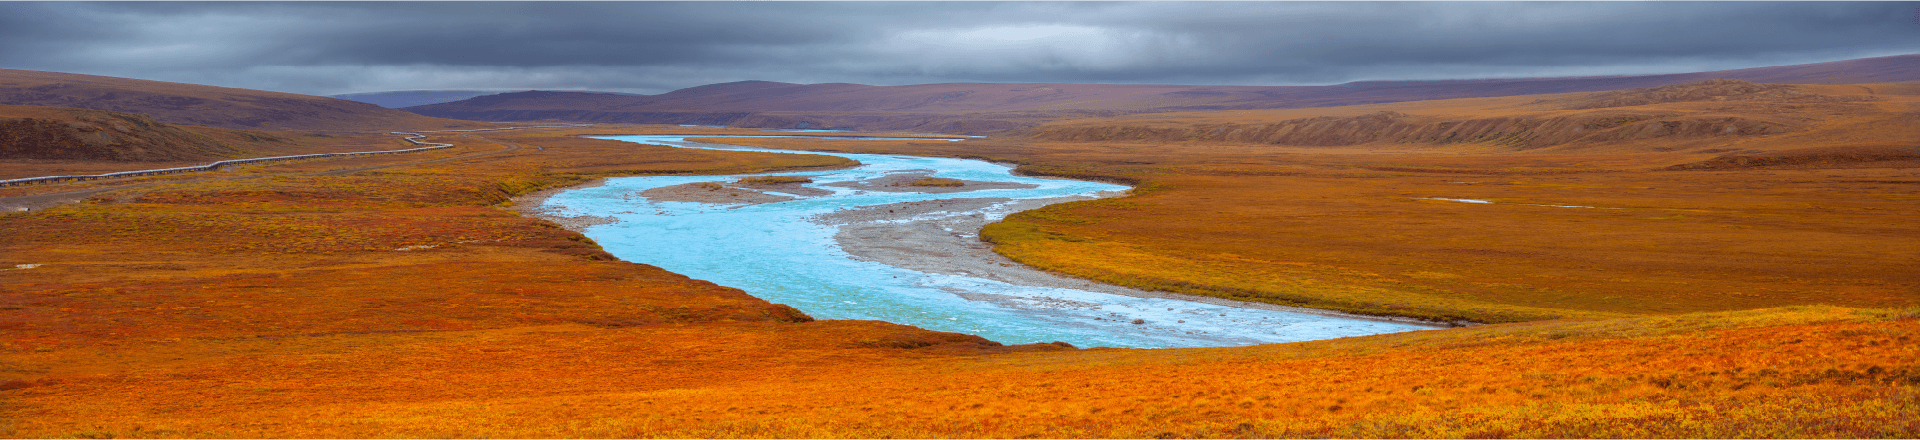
[0,69,492,132]
[1025,79,1920,165]
[331,90,529,109]
[404,54,1920,134]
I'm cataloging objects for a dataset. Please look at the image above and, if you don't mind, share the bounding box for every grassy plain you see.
[2,81,1917,437]
[694,81,1920,323]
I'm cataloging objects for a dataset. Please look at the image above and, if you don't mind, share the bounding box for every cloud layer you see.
[3,2,1916,95]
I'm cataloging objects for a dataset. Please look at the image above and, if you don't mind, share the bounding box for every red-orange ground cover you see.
[6,305,1915,438]
[1,108,1915,437]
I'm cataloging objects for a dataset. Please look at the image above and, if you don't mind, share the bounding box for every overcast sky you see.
[3,2,1916,96]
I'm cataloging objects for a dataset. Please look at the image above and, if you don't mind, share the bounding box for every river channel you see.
[535,135,1431,348]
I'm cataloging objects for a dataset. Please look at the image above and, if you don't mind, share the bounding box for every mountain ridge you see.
[403,54,1920,133]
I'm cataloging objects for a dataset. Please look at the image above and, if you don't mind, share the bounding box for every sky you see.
[2,2,1917,96]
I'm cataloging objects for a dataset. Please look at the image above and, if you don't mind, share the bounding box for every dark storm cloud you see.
[1,2,1915,95]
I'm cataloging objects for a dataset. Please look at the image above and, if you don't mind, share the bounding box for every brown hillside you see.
[0,104,434,179]
[0,104,415,166]
[1025,80,1912,156]
[0,69,492,132]
[0,105,256,162]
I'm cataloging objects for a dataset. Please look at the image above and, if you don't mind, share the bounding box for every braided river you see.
[534,135,1432,348]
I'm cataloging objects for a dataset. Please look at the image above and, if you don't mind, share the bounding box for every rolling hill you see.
[404,54,1920,133]
[0,102,461,183]
[0,69,492,132]
[331,90,530,109]
[1025,79,1920,157]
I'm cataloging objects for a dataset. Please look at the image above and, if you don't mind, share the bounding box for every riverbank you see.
[813,194,1457,328]
[511,178,619,230]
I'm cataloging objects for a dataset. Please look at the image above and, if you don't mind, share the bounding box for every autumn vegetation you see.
[2,79,1917,437]
[709,80,1920,324]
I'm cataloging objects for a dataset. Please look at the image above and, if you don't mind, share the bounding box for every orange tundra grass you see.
[0,115,1914,437]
